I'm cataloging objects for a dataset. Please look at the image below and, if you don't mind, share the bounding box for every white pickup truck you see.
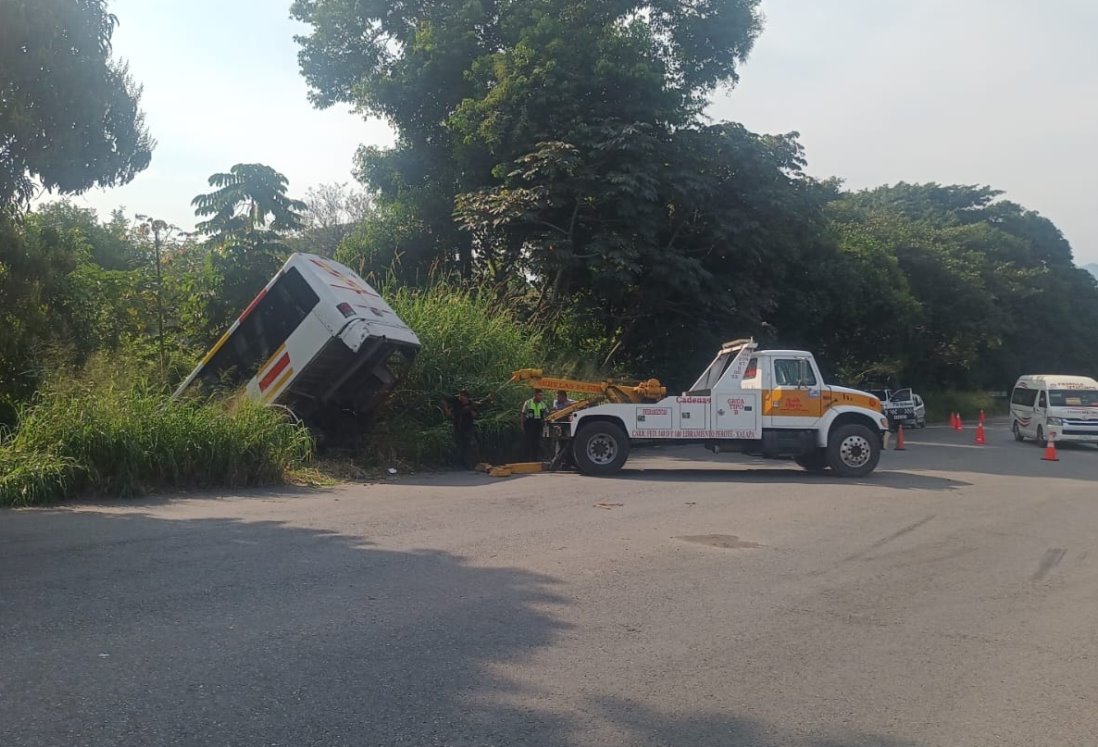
[552,339,889,477]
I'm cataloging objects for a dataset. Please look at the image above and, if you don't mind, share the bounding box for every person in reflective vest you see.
[521,388,549,461]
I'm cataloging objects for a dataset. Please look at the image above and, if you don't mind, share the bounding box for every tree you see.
[191,163,306,239]
[190,164,306,339]
[819,184,1098,389]
[0,0,153,207]
[292,0,764,275]
[292,182,373,257]
[455,121,829,377]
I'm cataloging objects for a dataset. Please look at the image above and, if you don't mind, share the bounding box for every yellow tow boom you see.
[508,369,667,421]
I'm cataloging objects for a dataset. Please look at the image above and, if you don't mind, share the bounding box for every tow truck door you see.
[764,356,825,426]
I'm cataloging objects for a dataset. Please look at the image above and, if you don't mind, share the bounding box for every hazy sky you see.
[73,0,1098,264]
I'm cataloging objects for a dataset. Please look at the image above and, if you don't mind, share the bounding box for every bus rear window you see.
[199,268,320,387]
[1048,390,1098,407]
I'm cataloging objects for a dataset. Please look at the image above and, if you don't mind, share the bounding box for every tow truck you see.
[514,338,889,477]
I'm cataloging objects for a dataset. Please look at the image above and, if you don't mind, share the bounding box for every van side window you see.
[1038,391,1047,409]
[1011,388,1037,407]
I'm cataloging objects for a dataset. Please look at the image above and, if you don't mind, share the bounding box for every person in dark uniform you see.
[520,388,549,462]
[442,388,480,469]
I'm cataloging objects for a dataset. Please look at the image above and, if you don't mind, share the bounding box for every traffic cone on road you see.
[1042,438,1059,462]
[975,422,986,445]
[956,414,964,431]
[979,409,986,426]
[895,423,906,451]
[950,412,958,430]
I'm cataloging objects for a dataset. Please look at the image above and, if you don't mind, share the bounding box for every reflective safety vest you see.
[523,398,549,420]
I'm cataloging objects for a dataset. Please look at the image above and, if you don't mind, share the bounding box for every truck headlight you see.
[1047,417,1063,426]
[879,417,889,429]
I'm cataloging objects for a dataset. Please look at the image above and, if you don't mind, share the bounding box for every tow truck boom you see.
[508,369,667,420]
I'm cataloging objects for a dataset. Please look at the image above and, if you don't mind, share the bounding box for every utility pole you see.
[137,215,174,381]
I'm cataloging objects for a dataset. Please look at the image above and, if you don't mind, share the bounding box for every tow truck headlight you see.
[1047,417,1063,426]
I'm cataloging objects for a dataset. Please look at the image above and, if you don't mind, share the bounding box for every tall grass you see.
[365,283,548,467]
[0,355,313,506]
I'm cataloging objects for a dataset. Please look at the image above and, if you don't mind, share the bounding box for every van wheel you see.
[1036,426,1048,448]
[827,424,881,478]
[1012,421,1025,442]
[573,422,630,476]
[794,449,829,473]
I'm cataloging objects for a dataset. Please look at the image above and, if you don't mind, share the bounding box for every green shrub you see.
[365,284,549,467]
[0,356,313,506]
[922,390,1009,424]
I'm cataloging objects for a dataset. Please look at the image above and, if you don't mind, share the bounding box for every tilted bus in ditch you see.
[175,253,420,429]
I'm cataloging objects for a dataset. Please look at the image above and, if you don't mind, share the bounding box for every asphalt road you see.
[3,423,1097,746]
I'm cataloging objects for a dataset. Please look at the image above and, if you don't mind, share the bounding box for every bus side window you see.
[199,267,320,388]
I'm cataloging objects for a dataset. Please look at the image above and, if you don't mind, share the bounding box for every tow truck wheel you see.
[794,449,829,473]
[573,422,630,476]
[826,424,881,478]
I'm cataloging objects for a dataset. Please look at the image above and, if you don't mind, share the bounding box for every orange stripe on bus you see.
[261,367,295,403]
[259,352,291,392]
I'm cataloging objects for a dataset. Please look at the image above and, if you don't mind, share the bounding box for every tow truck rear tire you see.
[794,449,829,472]
[826,424,881,478]
[573,422,630,476]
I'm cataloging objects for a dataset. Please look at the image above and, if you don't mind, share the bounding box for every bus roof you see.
[1015,375,1098,389]
[291,254,419,348]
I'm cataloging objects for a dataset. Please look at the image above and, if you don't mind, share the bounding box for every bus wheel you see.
[1012,421,1025,442]
[573,422,630,476]
[827,424,880,478]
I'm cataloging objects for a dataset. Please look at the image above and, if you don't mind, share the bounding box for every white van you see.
[1010,375,1098,446]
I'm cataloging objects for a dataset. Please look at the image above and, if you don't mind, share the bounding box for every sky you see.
[72,0,1098,265]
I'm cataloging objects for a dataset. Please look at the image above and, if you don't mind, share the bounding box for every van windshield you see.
[1048,390,1098,407]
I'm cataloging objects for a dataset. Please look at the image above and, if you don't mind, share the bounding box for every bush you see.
[922,390,1009,424]
[0,356,314,506]
[364,283,548,467]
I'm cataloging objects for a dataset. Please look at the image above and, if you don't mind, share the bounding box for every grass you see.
[0,356,314,507]
[364,283,550,467]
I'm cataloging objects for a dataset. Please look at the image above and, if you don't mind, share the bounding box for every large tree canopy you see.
[0,0,153,207]
[293,0,763,273]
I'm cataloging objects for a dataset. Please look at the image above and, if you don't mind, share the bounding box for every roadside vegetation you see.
[0,356,313,507]
[3,0,1098,503]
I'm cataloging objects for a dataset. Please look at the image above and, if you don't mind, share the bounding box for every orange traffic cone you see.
[979,409,986,426]
[895,423,906,451]
[950,412,958,430]
[956,414,964,431]
[1042,438,1059,462]
[975,422,986,445]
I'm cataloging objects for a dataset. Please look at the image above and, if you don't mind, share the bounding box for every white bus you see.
[1010,374,1098,446]
[175,253,420,427]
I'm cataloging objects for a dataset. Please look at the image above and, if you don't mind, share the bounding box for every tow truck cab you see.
[557,339,889,477]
